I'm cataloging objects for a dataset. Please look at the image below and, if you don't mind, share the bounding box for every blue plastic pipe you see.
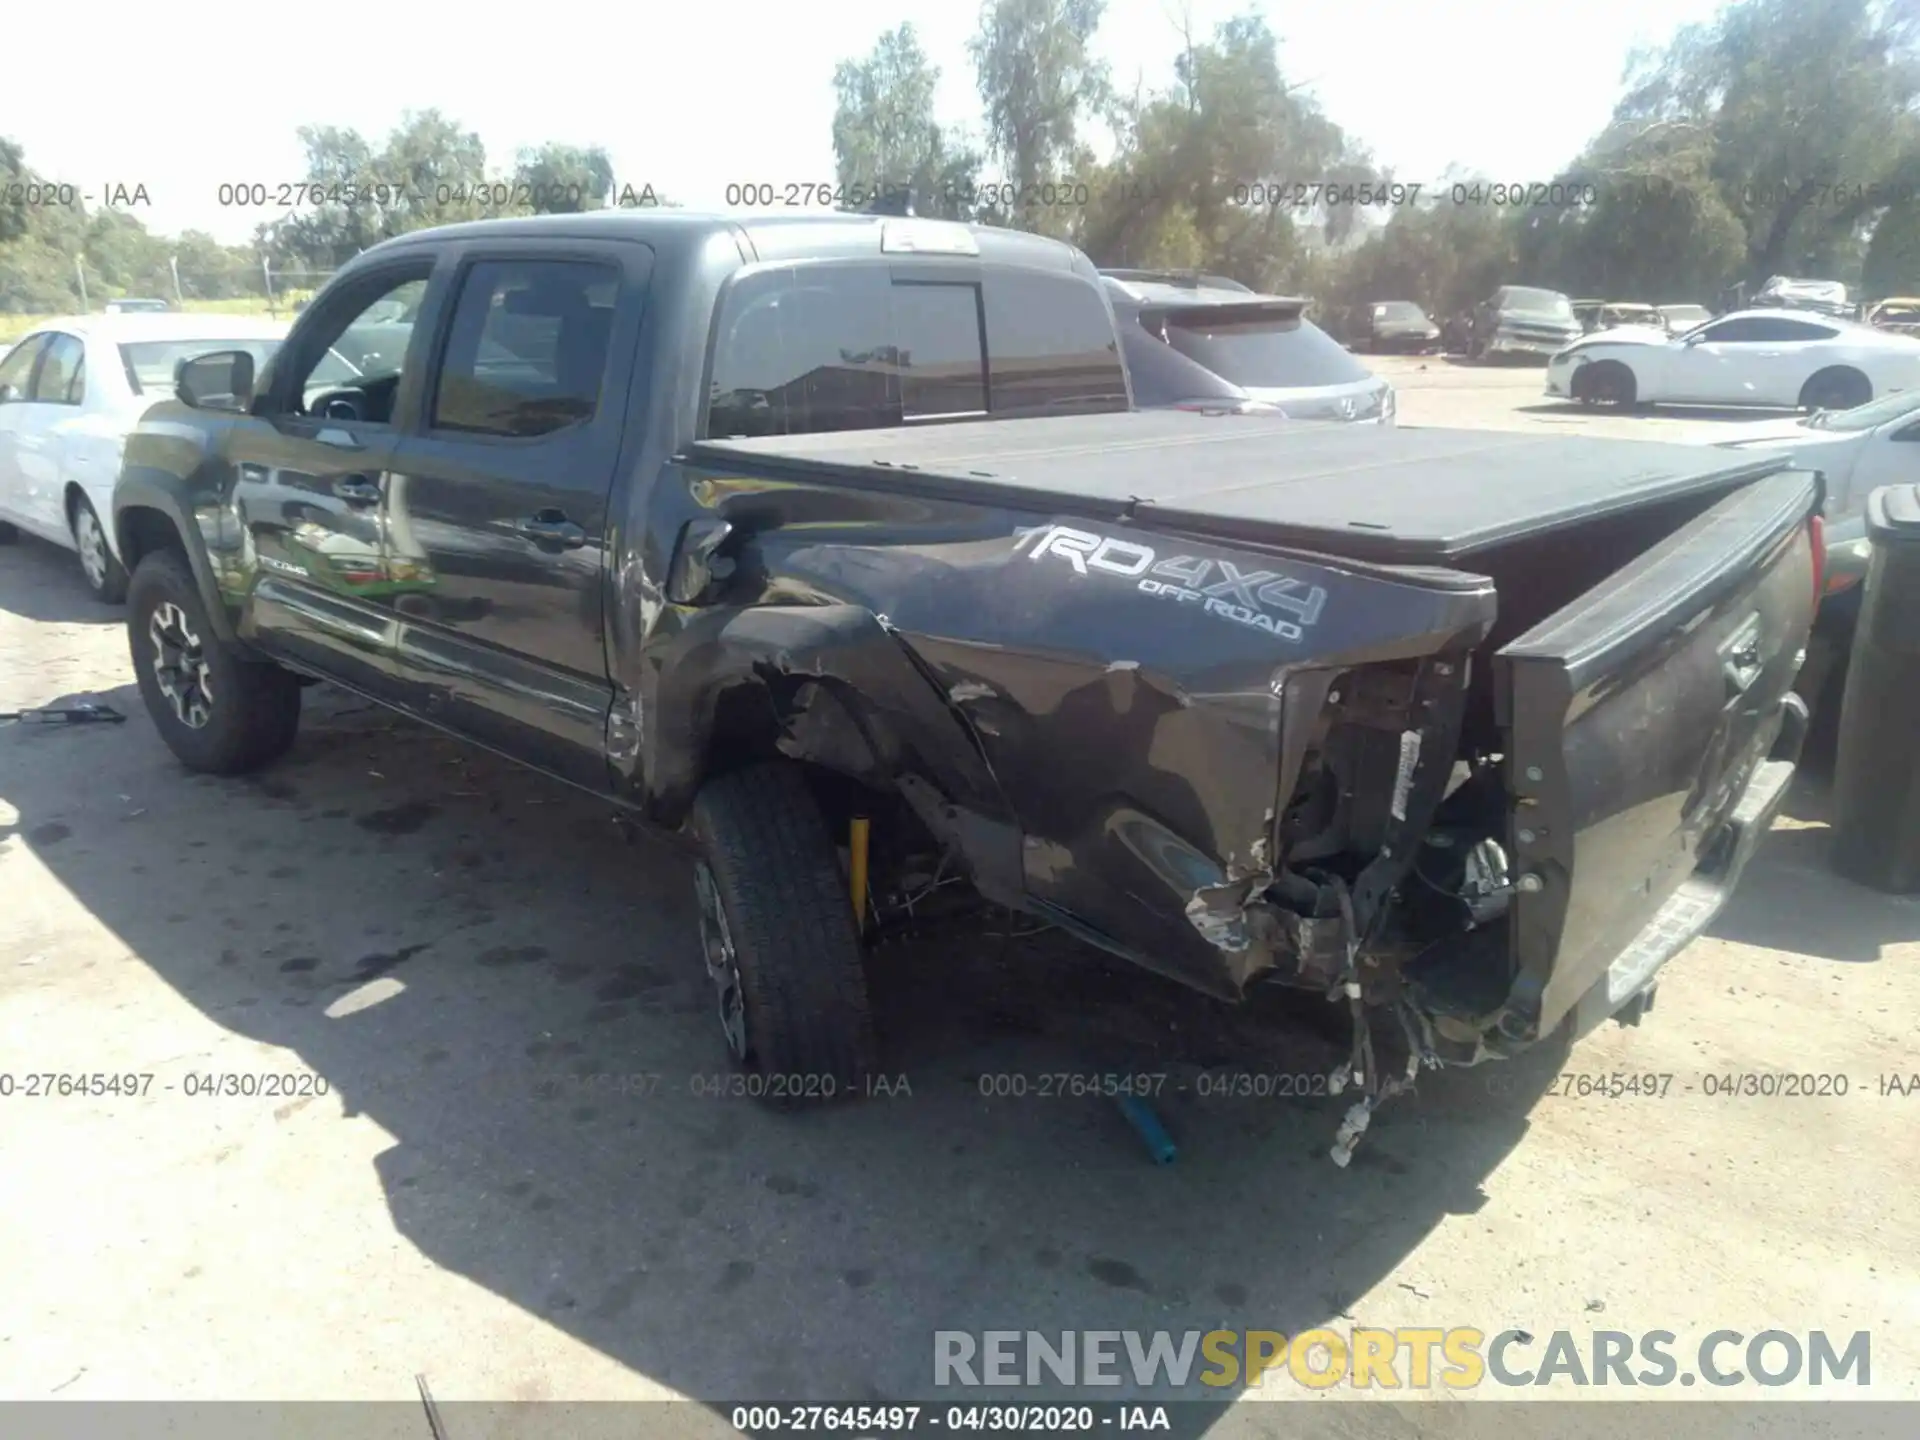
[1116,1094,1177,1164]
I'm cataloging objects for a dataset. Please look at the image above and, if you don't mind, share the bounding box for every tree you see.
[1518,123,1747,300]
[1613,0,1920,284]
[0,138,29,246]
[1073,14,1376,289]
[512,143,616,212]
[832,24,983,219]
[268,110,498,268]
[968,0,1111,235]
[1863,201,1920,294]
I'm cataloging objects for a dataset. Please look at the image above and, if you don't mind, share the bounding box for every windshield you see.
[1158,309,1373,388]
[1374,302,1425,322]
[1807,387,1920,431]
[1498,288,1574,318]
[119,339,282,396]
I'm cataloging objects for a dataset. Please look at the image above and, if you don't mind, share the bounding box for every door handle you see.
[516,509,587,549]
[333,474,382,505]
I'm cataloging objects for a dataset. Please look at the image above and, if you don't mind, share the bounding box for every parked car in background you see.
[1712,386,1920,738]
[0,313,290,600]
[1470,286,1583,360]
[103,298,174,315]
[1864,297,1920,337]
[1754,276,1852,319]
[1574,300,1667,334]
[1101,272,1395,422]
[1352,300,1441,353]
[1547,308,1920,411]
[1656,303,1713,333]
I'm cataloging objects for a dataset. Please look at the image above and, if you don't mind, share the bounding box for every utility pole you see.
[74,257,89,311]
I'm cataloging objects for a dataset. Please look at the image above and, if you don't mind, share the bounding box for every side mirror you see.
[0,382,16,404]
[176,350,256,412]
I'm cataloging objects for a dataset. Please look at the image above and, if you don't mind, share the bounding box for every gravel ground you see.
[1,368,1916,1433]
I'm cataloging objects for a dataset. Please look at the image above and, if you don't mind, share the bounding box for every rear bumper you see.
[1565,691,1808,1038]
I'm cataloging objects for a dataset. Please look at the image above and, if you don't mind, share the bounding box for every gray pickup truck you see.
[111,210,1819,1154]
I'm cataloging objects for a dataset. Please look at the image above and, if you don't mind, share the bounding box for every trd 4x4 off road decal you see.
[1015,524,1328,642]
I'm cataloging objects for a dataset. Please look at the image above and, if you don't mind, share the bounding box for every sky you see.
[6,0,1732,245]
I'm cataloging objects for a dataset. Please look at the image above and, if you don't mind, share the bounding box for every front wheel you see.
[1573,359,1638,407]
[70,493,128,604]
[127,549,302,774]
[688,763,876,1103]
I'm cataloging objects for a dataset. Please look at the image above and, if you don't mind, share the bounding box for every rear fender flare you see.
[643,603,1015,835]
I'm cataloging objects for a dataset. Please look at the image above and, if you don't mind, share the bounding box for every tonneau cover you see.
[691,412,1794,564]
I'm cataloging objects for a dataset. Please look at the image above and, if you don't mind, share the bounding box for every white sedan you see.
[0,312,288,601]
[1711,386,1920,520]
[1545,307,1920,412]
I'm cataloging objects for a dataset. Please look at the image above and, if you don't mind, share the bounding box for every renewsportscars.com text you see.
[933,1328,1871,1390]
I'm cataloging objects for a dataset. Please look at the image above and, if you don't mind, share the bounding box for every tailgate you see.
[1493,469,1819,1041]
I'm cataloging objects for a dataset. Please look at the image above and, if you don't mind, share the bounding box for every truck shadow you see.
[0,533,123,626]
[5,681,1565,1407]
[1706,776,1919,964]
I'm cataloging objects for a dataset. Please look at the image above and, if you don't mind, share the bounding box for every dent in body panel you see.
[629,460,1499,997]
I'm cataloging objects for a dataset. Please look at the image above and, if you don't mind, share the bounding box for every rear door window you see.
[0,335,48,400]
[30,334,84,405]
[1157,308,1372,388]
[431,259,619,438]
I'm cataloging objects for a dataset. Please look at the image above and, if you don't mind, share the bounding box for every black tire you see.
[1799,368,1870,413]
[69,492,128,604]
[126,549,302,775]
[689,763,876,1103]
[1574,359,1637,407]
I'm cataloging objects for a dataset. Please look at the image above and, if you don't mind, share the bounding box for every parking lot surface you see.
[2,366,1916,1426]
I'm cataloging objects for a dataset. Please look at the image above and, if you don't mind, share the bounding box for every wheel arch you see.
[112,471,242,645]
[641,604,1024,898]
[1799,364,1871,408]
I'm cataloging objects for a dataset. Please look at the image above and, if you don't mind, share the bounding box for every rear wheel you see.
[70,493,128,604]
[127,549,302,774]
[1799,367,1870,413]
[688,763,876,1104]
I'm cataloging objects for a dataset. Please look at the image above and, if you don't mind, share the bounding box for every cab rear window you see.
[706,262,1126,439]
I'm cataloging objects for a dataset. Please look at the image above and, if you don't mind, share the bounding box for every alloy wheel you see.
[693,861,749,1061]
[148,600,215,729]
[76,506,108,590]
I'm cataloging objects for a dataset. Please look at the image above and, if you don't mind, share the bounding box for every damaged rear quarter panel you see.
[636,463,1496,999]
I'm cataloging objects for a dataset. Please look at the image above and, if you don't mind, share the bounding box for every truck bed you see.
[692,412,1793,565]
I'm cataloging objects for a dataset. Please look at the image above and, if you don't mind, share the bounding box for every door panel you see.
[231,420,401,695]
[229,259,443,690]
[17,333,85,536]
[382,245,649,791]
